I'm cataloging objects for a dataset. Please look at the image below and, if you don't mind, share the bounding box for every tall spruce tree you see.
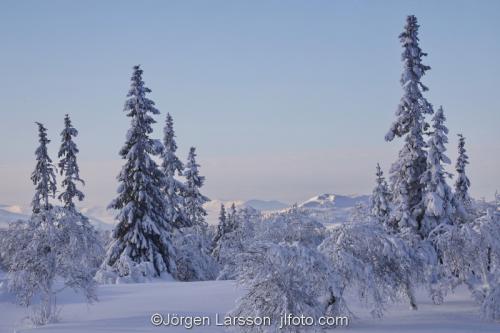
[454,134,472,216]
[31,123,57,214]
[421,107,454,237]
[102,65,175,281]
[211,204,227,259]
[162,113,188,228]
[385,15,434,237]
[227,202,237,232]
[370,163,392,229]
[58,114,84,209]
[183,147,209,227]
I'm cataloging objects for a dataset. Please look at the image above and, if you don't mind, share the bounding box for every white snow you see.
[1,277,498,332]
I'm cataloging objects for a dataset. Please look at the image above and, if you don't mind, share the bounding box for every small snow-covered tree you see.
[211,204,227,260]
[319,221,433,316]
[2,208,102,325]
[58,114,85,209]
[183,147,209,227]
[162,113,188,228]
[226,202,237,232]
[370,163,393,229]
[420,107,454,237]
[216,207,258,280]
[97,65,175,283]
[31,122,57,214]
[230,241,340,333]
[172,227,218,282]
[429,207,500,320]
[385,15,434,237]
[454,134,473,219]
[255,206,326,248]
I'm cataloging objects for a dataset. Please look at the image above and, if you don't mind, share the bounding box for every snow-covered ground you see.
[1,275,498,333]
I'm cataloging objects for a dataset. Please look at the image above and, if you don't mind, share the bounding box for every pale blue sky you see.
[0,0,499,207]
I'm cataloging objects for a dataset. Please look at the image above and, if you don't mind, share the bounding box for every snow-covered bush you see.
[319,221,432,317]
[215,207,258,280]
[173,226,218,281]
[1,208,102,325]
[429,206,500,320]
[481,284,500,322]
[230,241,340,333]
[255,206,326,247]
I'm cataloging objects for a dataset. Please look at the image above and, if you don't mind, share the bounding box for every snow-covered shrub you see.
[1,208,102,325]
[319,221,432,317]
[429,207,500,319]
[481,284,500,322]
[255,206,326,247]
[230,241,340,333]
[216,207,258,280]
[347,202,371,224]
[173,226,218,281]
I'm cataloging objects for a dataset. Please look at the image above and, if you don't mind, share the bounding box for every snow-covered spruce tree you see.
[385,15,434,238]
[226,202,237,232]
[31,122,57,214]
[454,134,473,219]
[370,163,393,229]
[211,203,227,261]
[183,147,209,227]
[162,113,188,229]
[420,107,454,238]
[97,65,175,283]
[58,114,84,209]
[172,147,216,281]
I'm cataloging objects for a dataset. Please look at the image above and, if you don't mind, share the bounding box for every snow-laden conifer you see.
[211,204,227,261]
[183,147,209,227]
[58,114,84,209]
[454,134,473,218]
[420,107,454,237]
[370,163,392,229]
[31,123,57,214]
[98,65,175,282]
[385,15,434,236]
[162,113,188,228]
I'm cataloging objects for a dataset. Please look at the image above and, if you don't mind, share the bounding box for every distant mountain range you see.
[0,204,112,231]
[0,193,370,229]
